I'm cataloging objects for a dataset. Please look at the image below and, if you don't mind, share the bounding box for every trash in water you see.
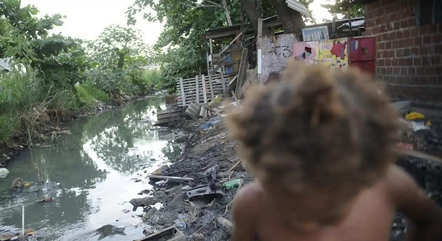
[0,168,9,179]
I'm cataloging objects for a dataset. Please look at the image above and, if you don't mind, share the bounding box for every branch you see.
[205,0,223,8]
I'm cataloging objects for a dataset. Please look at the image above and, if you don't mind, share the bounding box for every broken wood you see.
[195,75,200,103]
[202,75,208,103]
[218,32,243,57]
[208,73,215,100]
[228,160,242,172]
[228,75,238,87]
[148,175,194,182]
[137,226,177,241]
[179,78,186,107]
[395,148,442,164]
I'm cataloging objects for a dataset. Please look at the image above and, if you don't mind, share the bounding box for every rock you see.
[130,197,156,211]
[190,233,204,241]
[0,168,9,179]
[95,224,125,239]
[168,231,187,241]
[11,177,24,189]
[216,216,233,233]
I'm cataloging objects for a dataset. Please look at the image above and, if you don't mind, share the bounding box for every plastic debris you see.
[405,112,425,120]
[411,121,430,131]
[199,117,222,130]
[0,168,9,179]
[223,179,243,190]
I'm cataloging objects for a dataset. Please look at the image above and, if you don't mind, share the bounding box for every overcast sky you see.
[22,0,334,45]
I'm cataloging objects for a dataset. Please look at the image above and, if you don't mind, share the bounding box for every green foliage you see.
[0,113,18,143]
[298,0,315,23]
[322,0,364,20]
[0,70,42,111]
[0,2,163,145]
[128,0,231,89]
[89,25,150,71]
[33,35,91,88]
[0,69,43,143]
[75,82,109,107]
[130,69,162,94]
[128,0,314,90]
[0,0,63,61]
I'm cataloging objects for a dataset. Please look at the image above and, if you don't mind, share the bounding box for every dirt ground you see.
[132,106,442,241]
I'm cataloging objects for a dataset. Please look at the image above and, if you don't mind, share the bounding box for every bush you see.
[0,70,42,112]
[74,81,109,107]
[0,114,18,144]
[0,70,42,144]
[130,69,162,95]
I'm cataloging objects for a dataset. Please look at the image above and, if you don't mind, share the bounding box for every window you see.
[417,0,442,25]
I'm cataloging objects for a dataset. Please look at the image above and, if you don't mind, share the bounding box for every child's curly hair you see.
[227,61,399,211]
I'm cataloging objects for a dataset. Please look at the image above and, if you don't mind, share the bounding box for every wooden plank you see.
[208,73,215,100]
[221,67,226,95]
[236,48,248,96]
[202,74,208,103]
[257,18,263,84]
[137,226,177,241]
[229,75,238,87]
[218,32,243,57]
[195,75,200,104]
[179,78,186,107]
[148,175,194,182]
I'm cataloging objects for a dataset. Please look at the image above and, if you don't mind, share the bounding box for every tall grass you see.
[0,70,44,143]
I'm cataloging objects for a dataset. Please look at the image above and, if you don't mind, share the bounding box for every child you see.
[227,62,442,241]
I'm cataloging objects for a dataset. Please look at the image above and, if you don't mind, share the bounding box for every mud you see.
[132,115,251,241]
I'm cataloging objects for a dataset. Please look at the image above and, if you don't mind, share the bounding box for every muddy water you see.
[0,97,183,240]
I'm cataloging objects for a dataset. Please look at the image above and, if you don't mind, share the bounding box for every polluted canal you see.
[0,97,184,241]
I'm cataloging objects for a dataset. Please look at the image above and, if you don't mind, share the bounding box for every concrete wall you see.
[261,33,296,82]
[363,0,442,102]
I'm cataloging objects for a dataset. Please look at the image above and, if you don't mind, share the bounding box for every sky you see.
[22,0,334,45]
[22,0,163,45]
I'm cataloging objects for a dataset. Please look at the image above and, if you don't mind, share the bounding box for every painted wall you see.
[261,34,296,82]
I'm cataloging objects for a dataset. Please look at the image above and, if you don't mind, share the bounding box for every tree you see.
[127,0,237,89]
[128,0,312,90]
[0,0,63,61]
[322,0,364,19]
[89,25,150,71]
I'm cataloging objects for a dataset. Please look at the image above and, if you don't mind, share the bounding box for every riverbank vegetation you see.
[0,0,163,146]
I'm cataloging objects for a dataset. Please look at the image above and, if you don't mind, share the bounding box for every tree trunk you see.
[271,0,305,35]
[242,0,258,29]
[222,0,233,26]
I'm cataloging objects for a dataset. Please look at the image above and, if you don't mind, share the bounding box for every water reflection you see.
[0,97,183,241]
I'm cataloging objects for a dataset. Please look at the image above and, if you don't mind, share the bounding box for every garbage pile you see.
[133,99,250,241]
[391,102,442,241]
[138,100,442,241]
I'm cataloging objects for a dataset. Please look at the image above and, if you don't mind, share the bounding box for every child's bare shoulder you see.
[232,182,265,219]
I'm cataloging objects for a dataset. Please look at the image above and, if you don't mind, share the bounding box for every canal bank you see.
[0,97,185,241]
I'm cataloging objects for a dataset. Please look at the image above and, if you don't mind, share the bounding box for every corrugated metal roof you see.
[285,0,310,16]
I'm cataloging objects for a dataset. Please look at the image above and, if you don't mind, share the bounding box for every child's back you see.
[227,62,442,241]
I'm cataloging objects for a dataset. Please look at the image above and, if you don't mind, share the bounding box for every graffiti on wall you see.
[262,34,297,82]
[269,45,293,58]
[293,38,349,70]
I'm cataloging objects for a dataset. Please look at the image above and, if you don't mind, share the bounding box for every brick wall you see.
[363,0,442,102]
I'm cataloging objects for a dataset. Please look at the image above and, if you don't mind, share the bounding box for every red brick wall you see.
[363,0,442,102]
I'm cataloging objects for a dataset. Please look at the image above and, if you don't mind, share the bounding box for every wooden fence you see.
[176,73,229,107]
